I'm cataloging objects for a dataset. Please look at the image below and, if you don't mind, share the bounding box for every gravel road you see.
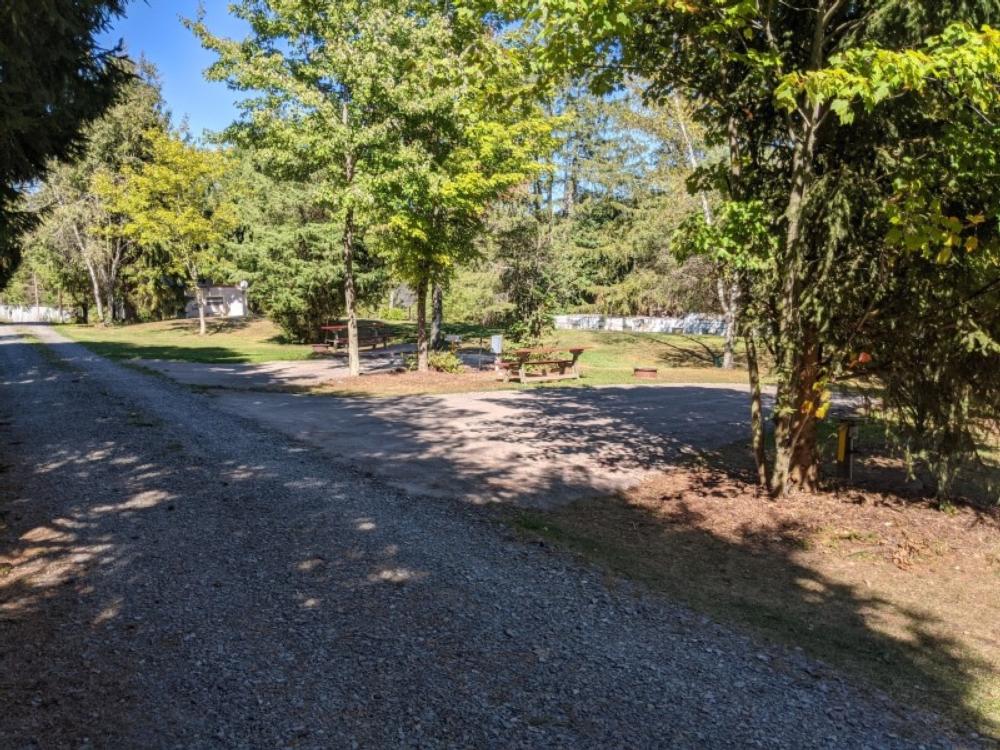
[0,325,978,748]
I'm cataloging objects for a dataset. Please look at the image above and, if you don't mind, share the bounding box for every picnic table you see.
[496,346,587,383]
[312,323,389,355]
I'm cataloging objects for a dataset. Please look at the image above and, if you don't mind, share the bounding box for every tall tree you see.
[519,0,1000,495]
[23,63,166,323]
[0,0,128,286]
[376,65,554,368]
[226,156,389,341]
[97,130,237,335]
[190,0,455,375]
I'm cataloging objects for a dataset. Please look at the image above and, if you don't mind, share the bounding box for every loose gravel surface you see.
[209,382,753,507]
[0,325,979,749]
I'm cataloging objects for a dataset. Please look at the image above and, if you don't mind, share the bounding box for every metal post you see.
[836,420,855,480]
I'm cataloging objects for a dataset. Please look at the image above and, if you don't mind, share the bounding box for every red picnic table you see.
[312,323,389,354]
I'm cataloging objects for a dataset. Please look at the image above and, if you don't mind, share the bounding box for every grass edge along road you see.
[58,318,752,392]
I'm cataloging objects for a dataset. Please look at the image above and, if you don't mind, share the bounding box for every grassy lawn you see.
[59,317,755,390]
[59,318,313,364]
[536,328,752,387]
[509,466,1000,738]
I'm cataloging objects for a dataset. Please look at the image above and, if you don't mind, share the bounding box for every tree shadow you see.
[513,486,998,739]
[198,383,755,507]
[1,327,994,744]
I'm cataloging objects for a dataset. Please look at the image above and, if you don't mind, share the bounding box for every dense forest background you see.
[1,67,721,335]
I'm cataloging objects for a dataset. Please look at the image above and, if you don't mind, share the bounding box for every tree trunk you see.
[84,258,105,325]
[430,283,444,350]
[342,208,360,377]
[671,93,713,225]
[769,9,834,495]
[745,330,770,492]
[718,277,739,369]
[771,124,821,497]
[678,93,740,370]
[197,290,207,336]
[341,99,360,377]
[773,331,821,494]
[416,275,429,372]
[563,156,577,217]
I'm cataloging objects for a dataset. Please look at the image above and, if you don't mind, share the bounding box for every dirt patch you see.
[511,468,1000,738]
[312,368,510,397]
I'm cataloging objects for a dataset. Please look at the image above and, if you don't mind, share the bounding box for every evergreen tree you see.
[0,0,128,285]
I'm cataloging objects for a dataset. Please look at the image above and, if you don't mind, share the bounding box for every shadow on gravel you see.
[0,331,429,743]
[209,383,755,506]
[62,339,255,364]
[0,329,993,744]
[512,485,999,739]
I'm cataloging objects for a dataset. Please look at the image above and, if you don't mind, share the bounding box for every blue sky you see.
[100,1,248,138]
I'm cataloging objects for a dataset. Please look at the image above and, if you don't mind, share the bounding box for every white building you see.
[184,285,247,319]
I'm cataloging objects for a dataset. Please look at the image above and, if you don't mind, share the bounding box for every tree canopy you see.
[515,0,1000,494]
[0,0,129,285]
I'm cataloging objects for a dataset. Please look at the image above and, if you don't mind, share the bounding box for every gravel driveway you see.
[210,384,754,507]
[0,325,977,748]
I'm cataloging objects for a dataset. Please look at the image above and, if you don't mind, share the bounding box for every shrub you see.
[403,351,464,373]
[375,306,410,321]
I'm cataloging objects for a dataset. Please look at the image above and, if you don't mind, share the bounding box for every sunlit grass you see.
[60,318,312,364]
[60,318,758,388]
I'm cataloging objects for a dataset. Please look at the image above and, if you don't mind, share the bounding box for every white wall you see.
[0,305,73,323]
[185,286,246,319]
[554,313,727,336]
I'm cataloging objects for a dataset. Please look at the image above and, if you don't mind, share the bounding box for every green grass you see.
[60,318,313,364]
[59,318,757,387]
[537,329,755,386]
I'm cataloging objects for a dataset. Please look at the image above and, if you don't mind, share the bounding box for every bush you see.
[403,350,464,373]
[430,351,464,373]
[375,306,410,321]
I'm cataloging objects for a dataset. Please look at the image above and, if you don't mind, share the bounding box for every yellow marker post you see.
[836,421,853,479]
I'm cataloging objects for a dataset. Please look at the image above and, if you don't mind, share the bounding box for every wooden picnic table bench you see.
[497,346,587,383]
[312,323,390,355]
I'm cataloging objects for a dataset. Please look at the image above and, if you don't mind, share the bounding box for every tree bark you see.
[430,283,444,350]
[196,286,207,336]
[68,208,105,325]
[342,207,360,377]
[745,330,771,492]
[416,275,429,372]
[772,120,823,494]
[341,99,360,377]
[770,3,838,495]
[675,93,741,370]
[773,331,821,494]
[718,277,740,369]
[83,257,105,325]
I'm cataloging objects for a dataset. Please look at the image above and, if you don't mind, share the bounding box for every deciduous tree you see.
[98,130,237,335]
[517,0,1000,495]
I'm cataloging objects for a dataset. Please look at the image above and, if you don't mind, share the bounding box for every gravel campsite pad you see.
[0,325,984,748]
